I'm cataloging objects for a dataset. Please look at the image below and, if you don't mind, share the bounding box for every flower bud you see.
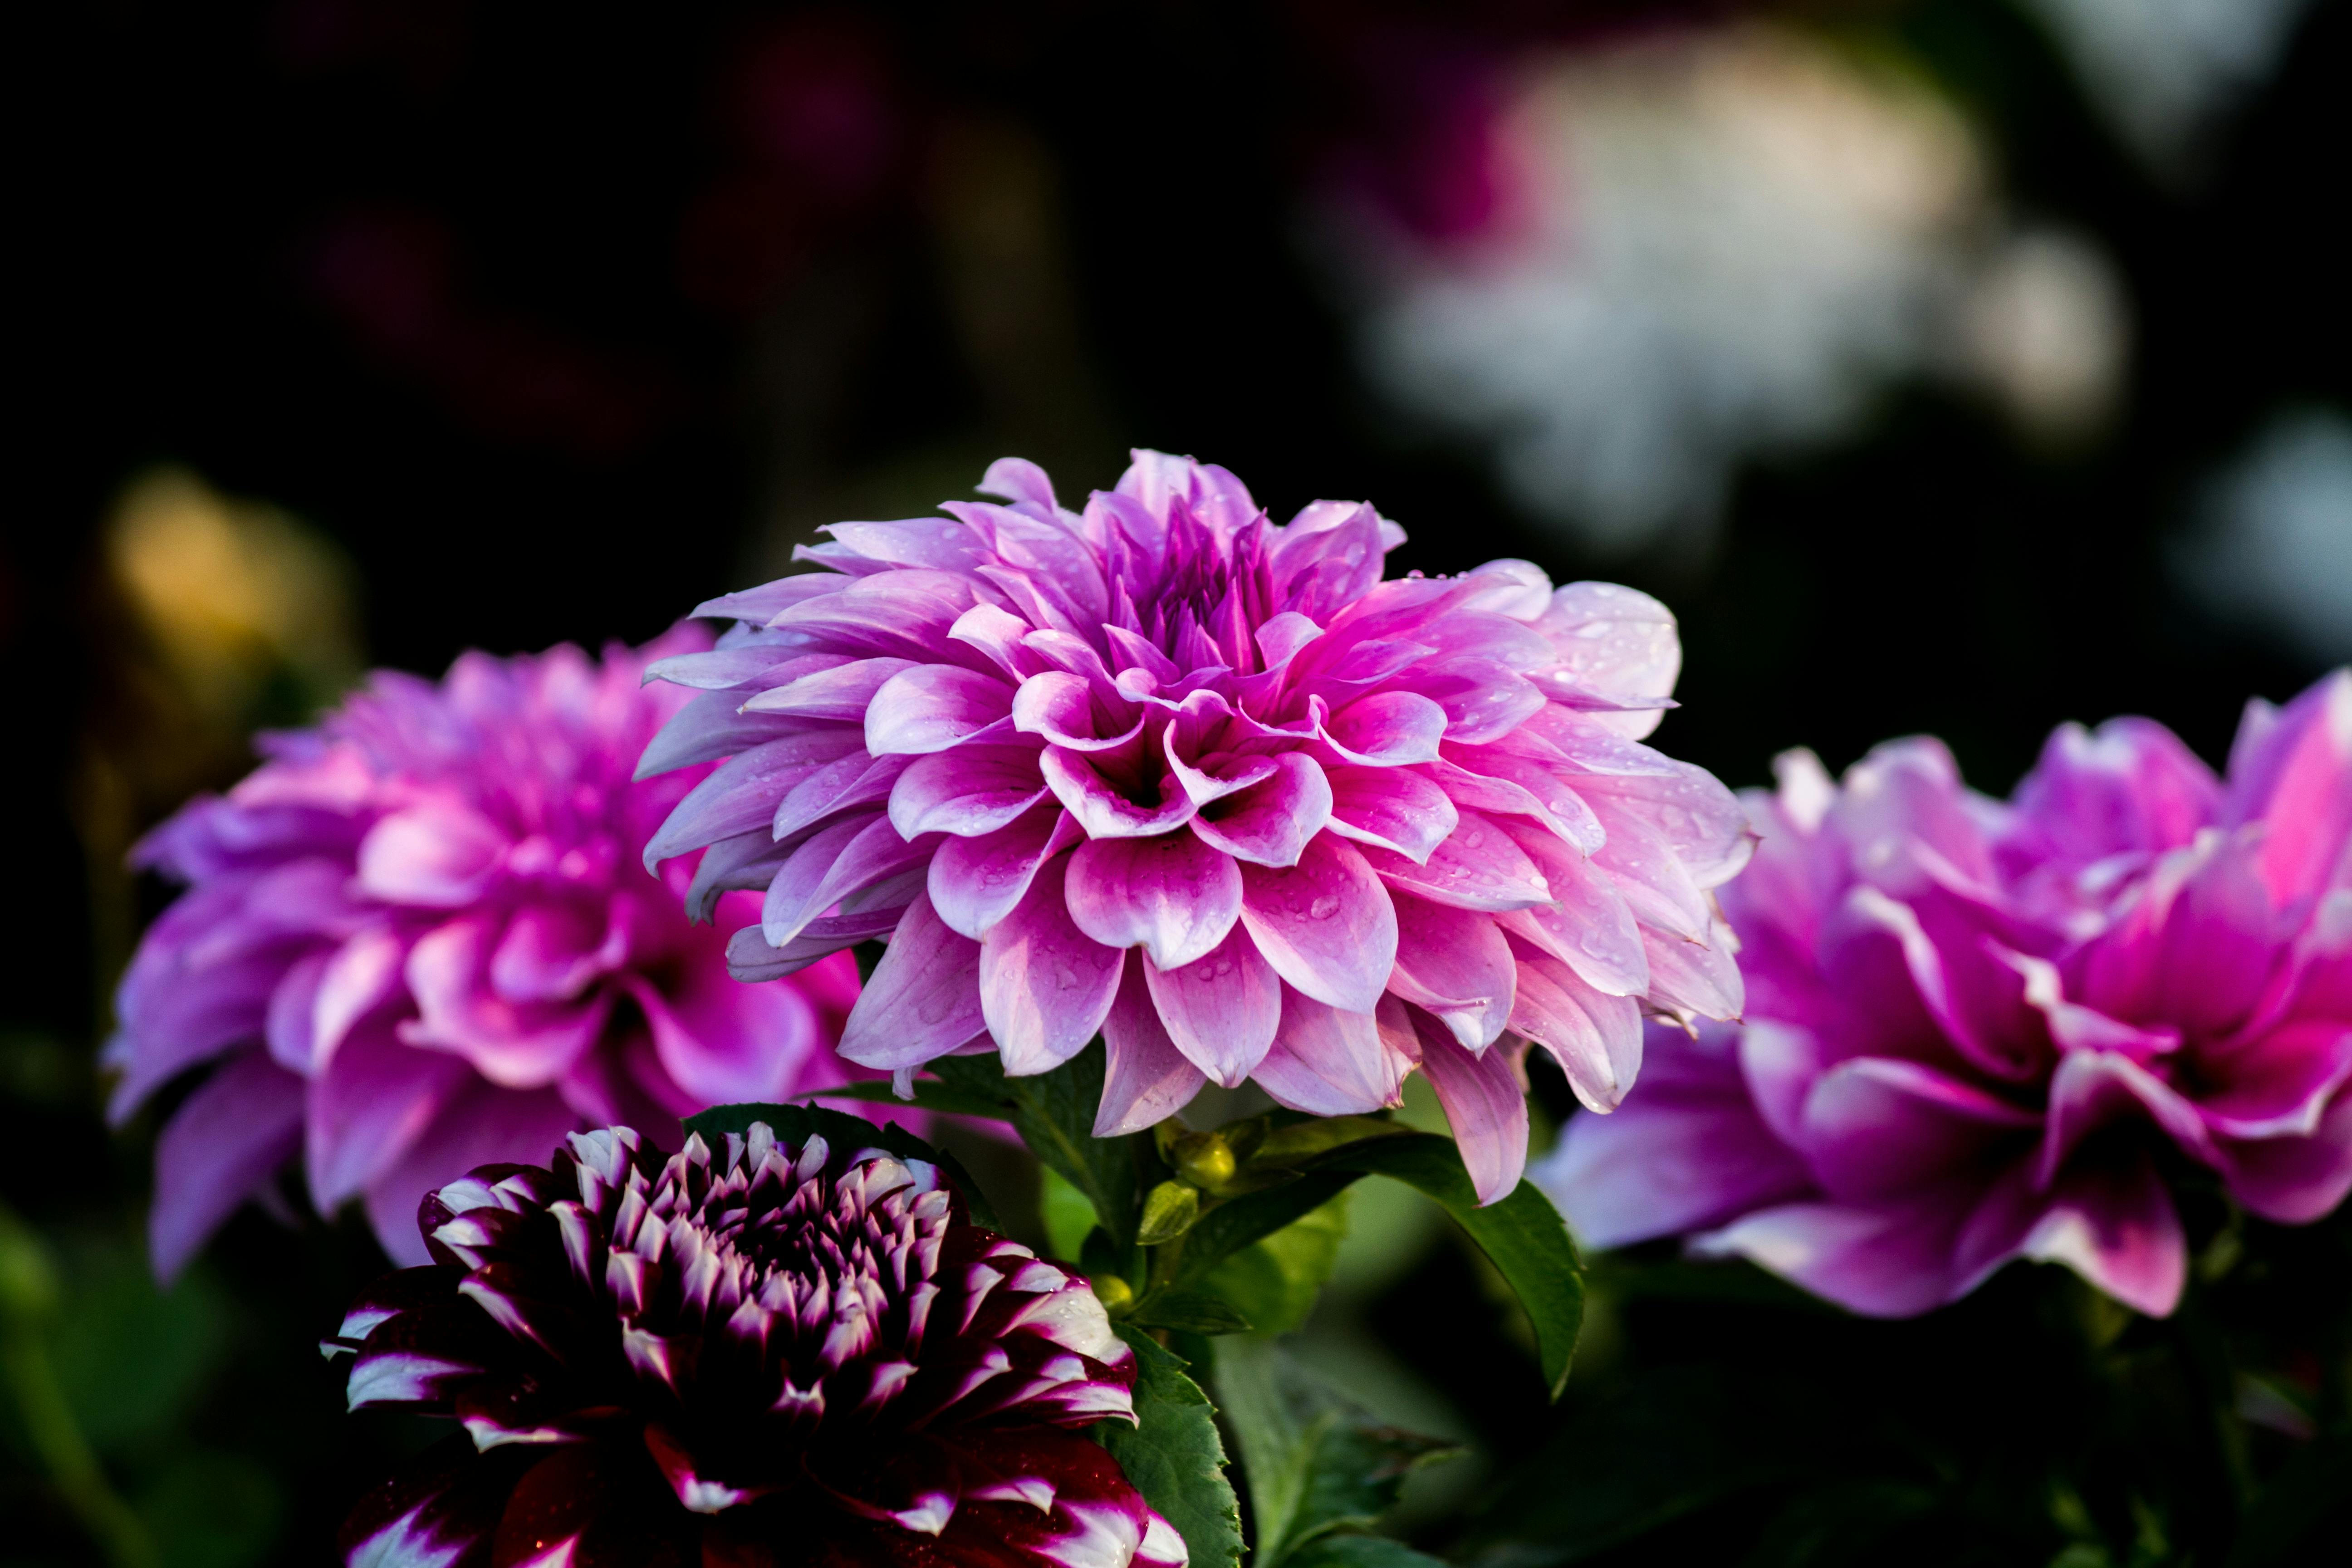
[1137,1181,1201,1245]
[1171,1133,1237,1191]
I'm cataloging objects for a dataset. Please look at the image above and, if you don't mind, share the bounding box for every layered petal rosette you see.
[325,1123,1185,1568]
[643,452,1750,1199]
[110,632,861,1274]
[1541,671,2352,1318]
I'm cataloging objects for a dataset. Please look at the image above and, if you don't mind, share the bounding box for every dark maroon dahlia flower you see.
[325,1122,1182,1568]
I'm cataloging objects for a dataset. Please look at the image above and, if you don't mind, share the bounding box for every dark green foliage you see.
[1094,1327,1245,1568]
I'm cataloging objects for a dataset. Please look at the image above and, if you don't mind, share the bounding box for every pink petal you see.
[2004,715,2221,867]
[1530,581,1681,740]
[1409,1011,1530,1205]
[306,1019,474,1212]
[980,854,1125,1076]
[2225,669,2352,910]
[1253,986,1403,1115]
[150,1049,305,1279]
[769,751,912,842]
[2185,1019,2352,1138]
[762,813,936,948]
[1693,1190,1973,1318]
[1235,834,1397,1013]
[489,901,624,1004]
[1039,748,1198,839]
[360,1078,583,1268]
[642,730,866,865]
[1587,794,1711,943]
[1641,923,1746,1024]
[2224,1089,2352,1221]
[1065,831,1244,970]
[2040,1050,2217,1183]
[1142,926,1280,1088]
[1188,754,1333,869]
[1535,1025,1810,1246]
[1321,763,1458,862]
[1386,892,1516,1048]
[865,665,1019,755]
[1962,1154,2186,1317]
[1361,809,1552,911]
[1795,1056,2040,1202]
[1320,691,1447,765]
[399,919,610,1088]
[621,958,830,1112]
[1096,955,1208,1136]
[1013,671,1146,752]
[839,892,988,1071]
[930,804,1086,939]
[1492,818,1650,998]
[1505,947,1641,1111]
[889,745,1052,838]
[355,799,508,907]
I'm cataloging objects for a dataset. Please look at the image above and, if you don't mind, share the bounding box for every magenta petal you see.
[1641,924,1746,1024]
[1693,1191,1971,1318]
[889,745,1051,838]
[979,854,1125,1076]
[307,1020,474,1211]
[1362,809,1552,911]
[400,919,610,1087]
[355,799,507,907]
[1506,950,1641,1111]
[1252,986,1401,1115]
[1537,1027,1810,1246]
[1235,835,1397,1013]
[1096,954,1208,1135]
[1142,926,1281,1087]
[2225,668,2352,910]
[1321,691,1447,765]
[865,665,1019,755]
[1410,1015,1529,1205]
[1492,820,1650,998]
[150,1049,305,1279]
[762,813,935,949]
[2040,1049,2218,1182]
[1039,747,1198,839]
[1013,671,1146,753]
[622,960,827,1110]
[359,1080,581,1269]
[1321,763,1458,862]
[840,892,987,1071]
[2224,1089,2352,1221]
[1796,1056,2040,1201]
[1065,832,1244,970]
[1984,1154,2187,1317]
[929,805,1085,940]
[1386,892,1516,1049]
[1188,754,1333,869]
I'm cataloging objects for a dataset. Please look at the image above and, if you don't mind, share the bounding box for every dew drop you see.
[1308,894,1340,919]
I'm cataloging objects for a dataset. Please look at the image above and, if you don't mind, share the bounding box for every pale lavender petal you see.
[1097,955,1208,1135]
[1321,763,1458,862]
[1235,834,1396,1013]
[762,812,936,949]
[840,892,987,1072]
[740,657,921,721]
[1492,818,1649,997]
[1505,948,1641,1112]
[866,665,1019,755]
[1253,986,1403,1115]
[1360,808,1552,911]
[1143,926,1281,1088]
[1530,581,1681,740]
[930,805,1085,940]
[150,1049,305,1279]
[1039,747,1197,838]
[980,854,1125,1076]
[1411,1016,1529,1205]
[1064,831,1244,971]
[1320,691,1447,765]
[1640,923,1746,1024]
[1188,754,1333,869]
[1386,892,1516,1049]
[889,745,1052,838]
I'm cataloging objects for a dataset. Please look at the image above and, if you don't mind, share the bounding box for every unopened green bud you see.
[1091,1274,1135,1315]
[1173,1133,1237,1191]
[1137,1180,1201,1245]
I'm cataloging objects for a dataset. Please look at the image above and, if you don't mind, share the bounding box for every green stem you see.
[0,1206,157,1568]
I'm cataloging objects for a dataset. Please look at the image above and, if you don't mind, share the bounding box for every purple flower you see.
[110,632,862,1276]
[1540,671,2352,1317]
[326,1123,1184,1568]
[643,452,1749,1200]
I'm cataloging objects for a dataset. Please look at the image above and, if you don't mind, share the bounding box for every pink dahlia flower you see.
[1539,671,2352,1317]
[109,632,861,1276]
[328,1123,1183,1568]
[642,451,1749,1200]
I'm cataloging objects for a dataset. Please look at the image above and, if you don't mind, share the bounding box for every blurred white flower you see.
[2021,0,2313,172]
[1324,24,2131,555]
[2178,409,2352,661]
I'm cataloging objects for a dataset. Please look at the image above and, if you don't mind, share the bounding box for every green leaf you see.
[681,1102,1001,1230]
[1249,1117,1412,1168]
[932,1045,1146,1247]
[1178,1171,1362,1286]
[1127,1287,1254,1335]
[141,1450,283,1568]
[1201,1193,1352,1337]
[1093,1325,1243,1568]
[1040,1166,1099,1263]
[1139,1181,1203,1245]
[1215,1338,1464,1568]
[1282,1536,1454,1568]
[1315,1136,1583,1398]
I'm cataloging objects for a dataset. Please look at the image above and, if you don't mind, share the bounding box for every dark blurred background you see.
[7,2,2350,1565]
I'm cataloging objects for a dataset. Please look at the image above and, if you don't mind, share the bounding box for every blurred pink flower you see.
[110,631,861,1276]
[1541,671,2352,1317]
[643,451,1749,1201]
